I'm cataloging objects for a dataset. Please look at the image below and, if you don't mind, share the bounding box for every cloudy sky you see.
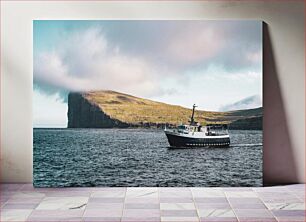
[33,20,262,128]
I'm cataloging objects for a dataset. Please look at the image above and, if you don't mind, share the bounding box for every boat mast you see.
[190,104,197,125]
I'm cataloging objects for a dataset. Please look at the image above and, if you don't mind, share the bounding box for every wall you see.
[1,1,305,184]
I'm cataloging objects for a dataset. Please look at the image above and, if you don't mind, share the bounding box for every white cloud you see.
[247,50,262,64]
[34,27,169,100]
[165,26,224,66]
[34,22,263,102]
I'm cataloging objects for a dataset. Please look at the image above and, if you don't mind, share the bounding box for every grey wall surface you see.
[1,1,305,185]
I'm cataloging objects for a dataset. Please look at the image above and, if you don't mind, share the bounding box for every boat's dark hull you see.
[165,132,230,148]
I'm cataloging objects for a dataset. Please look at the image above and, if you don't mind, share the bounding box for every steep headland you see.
[67,91,262,129]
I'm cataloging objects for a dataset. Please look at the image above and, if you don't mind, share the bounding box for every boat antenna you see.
[190,104,197,125]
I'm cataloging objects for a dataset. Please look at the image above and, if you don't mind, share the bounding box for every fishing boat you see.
[164,104,230,148]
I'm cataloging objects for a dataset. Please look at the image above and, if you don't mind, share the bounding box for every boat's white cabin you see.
[177,124,228,136]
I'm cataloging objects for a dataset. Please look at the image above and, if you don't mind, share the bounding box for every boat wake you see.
[233,143,262,147]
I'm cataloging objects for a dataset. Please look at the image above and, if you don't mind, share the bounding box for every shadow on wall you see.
[263,22,298,185]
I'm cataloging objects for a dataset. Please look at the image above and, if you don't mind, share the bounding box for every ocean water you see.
[33,129,262,187]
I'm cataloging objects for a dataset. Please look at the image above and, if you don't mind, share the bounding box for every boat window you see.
[178,125,185,130]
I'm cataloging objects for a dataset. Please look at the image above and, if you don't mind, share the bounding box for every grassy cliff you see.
[67,90,262,129]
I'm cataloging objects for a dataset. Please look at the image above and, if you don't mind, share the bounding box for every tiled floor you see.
[0,184,304,222]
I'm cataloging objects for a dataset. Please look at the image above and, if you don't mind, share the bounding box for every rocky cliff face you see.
[67,93,129,128]
[67,91,263,129]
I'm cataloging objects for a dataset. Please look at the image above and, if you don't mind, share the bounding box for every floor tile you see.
[160,203,196,210]
[256,191,291,197]
[7,197,44,204]
[198,209,235,217]
[45,191,92,197]
[91,189,125,198]
[3,192,19,199]
[159,188,191,192]
[0,184,24,191]
[122,209,160,217]
[2,203,39,209]
[89,197,125,203]
[276,217,306,222]
[292,192,305,201]
[126,188,158,198]
[229,200,266,209]
[238,218,277,222]
[200,217,238,222]
[232,204,267,209]
[161,209,198,217]
[1,196,10,206]
[0,209,32,221]
[265,202,305,210]
[36,196,88,210]
[225,191,258,198]
[125,197,159,203]
[262,198,302,204]
[162,216,199,222]
[122,217,161,222]
[196,202,231,209]
[28,209,84,218]
[11,191,45,199]
[192,188,225,197]
[228,197,263,204]
[159,190,192,198]
[125,203,159,209]
[83,217,121,222]
[285,184,305,190]
[223,187,253,191]
[83,208,123,217]
[194,197,228,203]
[160,197,194,203]
[86,187,125,192]
[258,192,300,203]
[1,183,306,222]
[253,187,289,193]
[1,202,7,208]
[19,184,36,191]
[234,209,274,218]
[272,209,305,217]
[86,202,123,209]
[27,216,83,221]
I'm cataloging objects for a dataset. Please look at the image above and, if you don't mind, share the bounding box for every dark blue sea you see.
[33,129,262,187]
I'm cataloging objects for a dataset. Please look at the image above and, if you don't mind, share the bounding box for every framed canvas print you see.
[33,20,263,187]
